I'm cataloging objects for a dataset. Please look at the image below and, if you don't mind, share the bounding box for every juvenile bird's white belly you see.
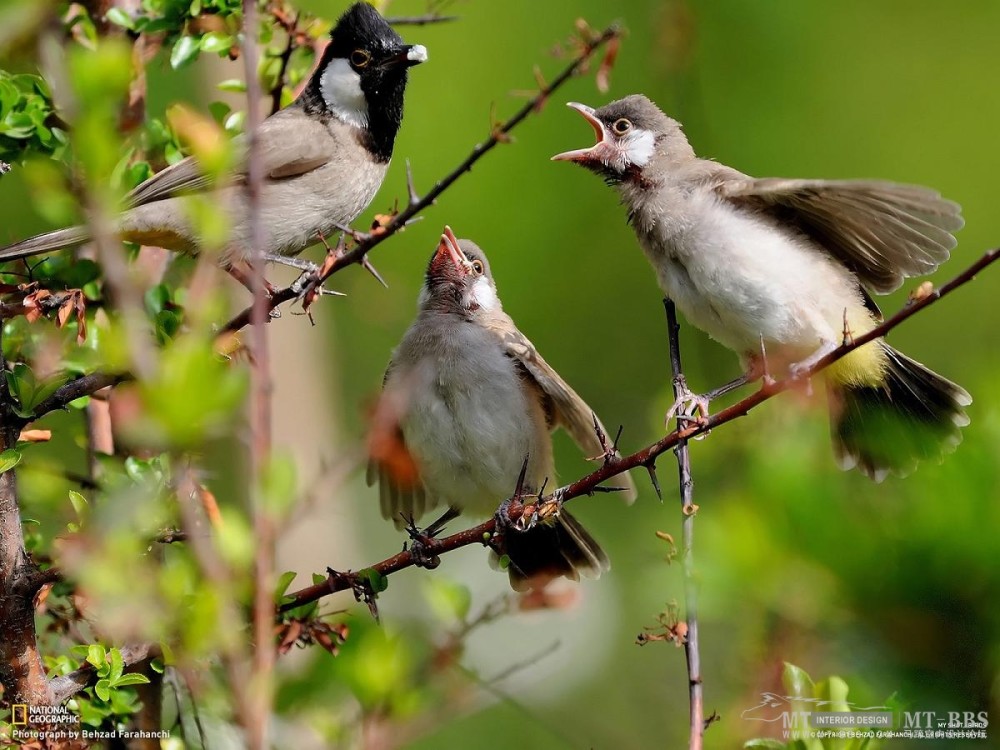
[400,322,542,517]
[637,191,867,356]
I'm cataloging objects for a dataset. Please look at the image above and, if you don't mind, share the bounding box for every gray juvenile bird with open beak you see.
[553,94,970,481]
[367,228,637,591]
[0,2,426,270]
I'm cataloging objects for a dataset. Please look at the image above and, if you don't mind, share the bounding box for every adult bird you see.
[553,94,970,481]
[368,228,637,590]
[0,2,427,271]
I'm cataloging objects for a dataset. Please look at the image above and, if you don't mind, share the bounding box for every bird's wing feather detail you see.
[714,177,963,294]
[124,113,336,208]
[491,320,638,503]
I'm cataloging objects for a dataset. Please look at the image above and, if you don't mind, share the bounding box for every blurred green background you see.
[4,0,1000,747]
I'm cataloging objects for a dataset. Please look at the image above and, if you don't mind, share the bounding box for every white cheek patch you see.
[320,58,368,129]
[469,276,499,311]
[622,128,656,167]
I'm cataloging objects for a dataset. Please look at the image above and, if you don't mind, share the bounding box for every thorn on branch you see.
[646,462,662,501]
[405,159,420,206]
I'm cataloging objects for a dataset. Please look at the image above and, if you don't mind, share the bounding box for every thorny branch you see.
[663,299,704,750]
[281,247,1000,612]
[219,22,623,335]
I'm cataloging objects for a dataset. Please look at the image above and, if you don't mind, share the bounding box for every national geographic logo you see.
[10,704,28,726]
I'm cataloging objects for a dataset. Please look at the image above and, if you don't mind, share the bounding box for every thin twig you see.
[664,299,703,750]
[384,14,458,25]
[219,23,623,335]
[280,247,1000,611]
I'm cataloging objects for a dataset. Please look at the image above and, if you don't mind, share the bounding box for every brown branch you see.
[281,247,1000,612]
[664,299,703,750]
[220,22,623,335]
[0,326,56,706]
[25,371,128,424]
[48,643,153,704]
[242,2,276,748]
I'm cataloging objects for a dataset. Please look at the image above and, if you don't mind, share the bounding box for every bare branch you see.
[663,299,703,750]
[219,22,623,335]
[281,247,1000,612]
[385,14,458,26]
[26,372,127,424]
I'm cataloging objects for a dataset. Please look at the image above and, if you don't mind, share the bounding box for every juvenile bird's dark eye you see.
[612,118,633,135]
[471,260,484,275]
[350,49,371,68]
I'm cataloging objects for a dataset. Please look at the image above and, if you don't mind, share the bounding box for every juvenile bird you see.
[553,95,970,480]
[0,2,426,269]
[367,229,636,590]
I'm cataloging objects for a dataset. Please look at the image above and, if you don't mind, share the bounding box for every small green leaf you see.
[86,644,105,668]
[108,647,124,683]
[68,491,89,523]
[782,662,815,700]
[150,658,164,674]
[358,568,388,593]
[0,449,22,474]
[170,35,201,70]
[217,79,246,93]
[274,570,297,601]
[110,673,150,688]
[94,678,111,702]
[200,32,233,54]
[105,7,135,30]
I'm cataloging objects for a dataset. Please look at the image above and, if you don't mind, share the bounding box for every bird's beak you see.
[436,226,468,273]
[380,44,429,69]
[551,102,608,163]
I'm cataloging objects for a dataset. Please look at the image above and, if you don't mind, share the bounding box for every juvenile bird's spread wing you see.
[714,177,963,294]
[125,111,337,208]
[489,319,638,503]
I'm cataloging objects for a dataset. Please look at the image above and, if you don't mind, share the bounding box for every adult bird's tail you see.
[500,510,609,592]
[0,226,91,263]
[828,341,971,482]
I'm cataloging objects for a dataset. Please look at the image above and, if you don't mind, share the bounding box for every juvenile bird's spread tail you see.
[0,226,91,263]
[828,341,971,482]
[500,510,609,592]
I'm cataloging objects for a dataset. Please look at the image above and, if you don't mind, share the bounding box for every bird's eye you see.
[612,118,633,135]
[350,49,371,68]
[471,260,484,275]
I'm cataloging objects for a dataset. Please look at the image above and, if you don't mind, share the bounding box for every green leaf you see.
[200,32,233,54]
[358,568,388,593]
[86,644,106,669]
[782,662,815,700]
[110,673,150,688]
[274,570,297,601]
[94,678,110,702]
[68,491,89,524]
[105,7,135,30]
[108,647,124,683]
[0,449,22,474]
[170,35,201,70]
[217,79,246,92]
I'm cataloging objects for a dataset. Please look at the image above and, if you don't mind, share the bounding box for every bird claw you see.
[664,385,711,430]
[402,516,441,570]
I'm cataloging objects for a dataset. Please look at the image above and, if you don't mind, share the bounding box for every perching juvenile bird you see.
[0,2,426,269]
[553,94,970,481]
[367,228,637,590]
